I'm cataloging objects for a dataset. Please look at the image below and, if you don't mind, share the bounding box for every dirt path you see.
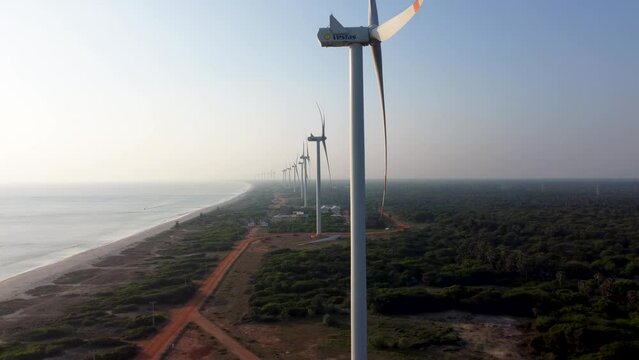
[382,211,409,231]
[192,312,259,360]
[135,227,261,360]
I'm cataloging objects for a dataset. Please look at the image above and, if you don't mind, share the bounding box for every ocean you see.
[0,181,250,282]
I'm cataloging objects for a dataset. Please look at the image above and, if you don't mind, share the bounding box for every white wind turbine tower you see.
[284,166,287,187]
[298,159,305,201]
[300,142,311,208]
[308,105,332,235]
[303,142,311,208]
[292,160,299,193]
[317,1,425,358]
[282,168,287,187]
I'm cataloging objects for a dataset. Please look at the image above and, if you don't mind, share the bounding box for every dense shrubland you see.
[249,180,639,359]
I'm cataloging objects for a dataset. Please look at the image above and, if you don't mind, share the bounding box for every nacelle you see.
[317,26,370,47]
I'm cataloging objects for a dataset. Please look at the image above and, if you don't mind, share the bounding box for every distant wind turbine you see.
[292,160,299,193]
[317,1,425,358]
[298,160,305,201]
[300,141,311,208]
[308,104,332,235]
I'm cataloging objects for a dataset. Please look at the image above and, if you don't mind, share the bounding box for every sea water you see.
[0,181,250,281]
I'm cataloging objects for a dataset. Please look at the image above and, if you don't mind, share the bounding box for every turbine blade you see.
[370,0,424,42]
[315,102,323,123]
[371,43,388,217]
[322,140,333,186]
[311,101,324,136]
[322,116,325,138]
[316,102,325,137]
[369,0,379,27]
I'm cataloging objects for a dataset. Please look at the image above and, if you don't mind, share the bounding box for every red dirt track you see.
[192,312,259,360]
[383,211,409,231]
[136,227,261,360]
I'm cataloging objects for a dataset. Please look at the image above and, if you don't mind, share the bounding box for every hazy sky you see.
[1,0,637,182]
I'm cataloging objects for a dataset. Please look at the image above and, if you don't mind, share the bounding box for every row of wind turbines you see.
[280,104,331,236]
[275,2,425,359]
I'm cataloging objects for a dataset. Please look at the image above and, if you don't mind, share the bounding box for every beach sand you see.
[0,185,252,302]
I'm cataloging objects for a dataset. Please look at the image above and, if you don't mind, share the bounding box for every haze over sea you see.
[0,181,249,282]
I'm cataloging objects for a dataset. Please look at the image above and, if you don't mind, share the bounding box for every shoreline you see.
[0,183,253,302]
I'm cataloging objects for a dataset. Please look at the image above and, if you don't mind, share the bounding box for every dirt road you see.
[136,227,261,360]
[383,211,409,231]
[192,312,260,360]
[135,193,409,360]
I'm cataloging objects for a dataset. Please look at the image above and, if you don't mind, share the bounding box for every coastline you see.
[0,183,253,302]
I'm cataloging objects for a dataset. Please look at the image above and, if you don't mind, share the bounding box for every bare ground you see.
[164,323,238,360]
[418,311,531,359]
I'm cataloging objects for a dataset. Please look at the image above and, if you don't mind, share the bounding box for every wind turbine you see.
[298,160,305,201]
[282,168,287,187]
[317,1,425,358]
[300,142,311,208]
[308,105,332,235]
[292,160,299,193]
[304,142,311,207]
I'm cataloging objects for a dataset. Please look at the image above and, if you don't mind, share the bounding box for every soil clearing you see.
[418,311,530,359]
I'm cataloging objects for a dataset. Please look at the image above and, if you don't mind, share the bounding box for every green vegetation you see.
[0,343,64,360]
[249,247,349,321]
[93,344,139,360]
[18,326,75,342]
[368,316,460,351]
[250,180,639,359]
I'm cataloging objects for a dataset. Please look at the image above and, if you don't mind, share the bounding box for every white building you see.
[321,205,341,215]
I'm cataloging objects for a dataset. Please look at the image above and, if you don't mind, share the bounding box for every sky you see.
[0,0,637,183]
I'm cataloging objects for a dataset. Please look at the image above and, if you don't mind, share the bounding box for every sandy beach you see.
[0,184,252,302]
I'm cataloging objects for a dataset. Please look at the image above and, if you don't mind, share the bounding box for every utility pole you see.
[150,301,157,327]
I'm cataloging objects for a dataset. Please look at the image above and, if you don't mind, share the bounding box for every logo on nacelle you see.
[333,34,356,41]
[323,33,331,40]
